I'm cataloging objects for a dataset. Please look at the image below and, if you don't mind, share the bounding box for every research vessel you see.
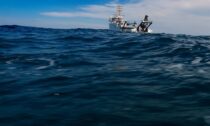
[109,5,153,33]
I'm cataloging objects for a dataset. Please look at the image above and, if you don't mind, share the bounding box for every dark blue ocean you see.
[1,25,210,126]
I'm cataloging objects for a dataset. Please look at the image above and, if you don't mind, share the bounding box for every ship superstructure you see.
[109,5,153,33]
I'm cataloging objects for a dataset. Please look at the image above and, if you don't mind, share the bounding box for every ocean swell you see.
[0,25,210,126]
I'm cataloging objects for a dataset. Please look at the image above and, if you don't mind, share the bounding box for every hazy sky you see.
[1,0,210,35]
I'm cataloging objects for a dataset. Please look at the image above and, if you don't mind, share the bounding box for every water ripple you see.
[0,25,210,126]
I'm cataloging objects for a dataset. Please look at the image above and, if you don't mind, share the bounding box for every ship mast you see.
[116,5,122,16]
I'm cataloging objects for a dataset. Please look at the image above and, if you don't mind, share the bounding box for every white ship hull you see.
[109,23,151,33]
[109,23,122,31]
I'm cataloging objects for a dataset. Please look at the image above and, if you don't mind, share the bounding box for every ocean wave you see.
[0,25,210,126]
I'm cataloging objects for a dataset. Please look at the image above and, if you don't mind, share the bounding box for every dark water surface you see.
[1,25,210,126]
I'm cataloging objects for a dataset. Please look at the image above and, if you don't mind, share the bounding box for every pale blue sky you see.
[0,0,210,35]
